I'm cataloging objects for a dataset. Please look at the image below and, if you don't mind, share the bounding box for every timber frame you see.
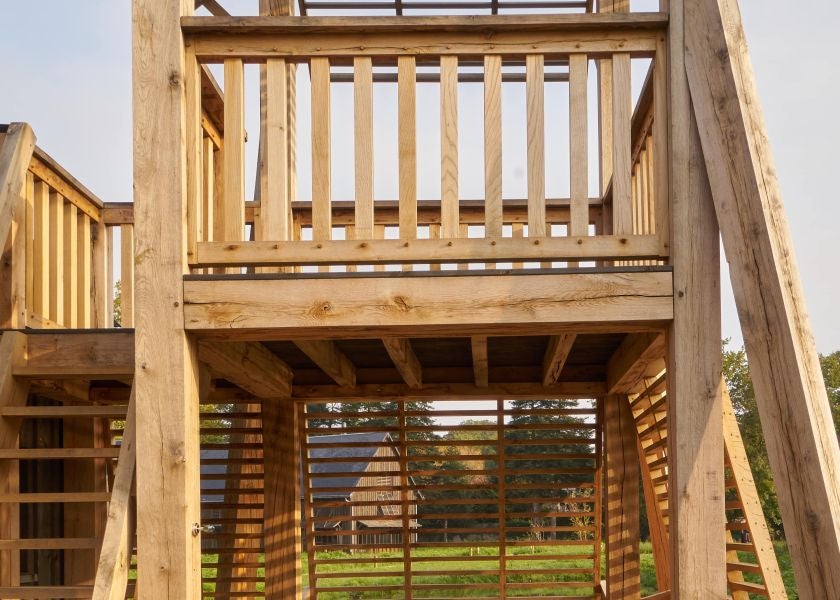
[0,0,838,598]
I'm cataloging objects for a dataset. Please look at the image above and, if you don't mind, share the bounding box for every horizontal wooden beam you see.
[293,380,606,401]
[184,270,673,338]
[13,332,134,379]
[193,235,665,267]
[606,332,666,395]
[294,340,356,387]
[197,340,292,398]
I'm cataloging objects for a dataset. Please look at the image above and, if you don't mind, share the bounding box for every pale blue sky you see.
[0,1,837,352]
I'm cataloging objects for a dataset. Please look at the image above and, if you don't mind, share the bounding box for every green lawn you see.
[199,541,799,599]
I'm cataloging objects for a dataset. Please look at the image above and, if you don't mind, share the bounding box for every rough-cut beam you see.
[685,0,840,596]
[383,338,423,389]
[293,381,605,401]
[470,336,488,388]
[93,387,136,600]
[0,123,36,248]
[13,332,134,379]
[195,0,231,16]
[542,334,576,386]
[606,332,665,395]
[295,340,356,388]
[198,341,292,398]
[184,271,674,338]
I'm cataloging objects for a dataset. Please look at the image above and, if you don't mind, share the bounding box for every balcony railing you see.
[182,13,669,274]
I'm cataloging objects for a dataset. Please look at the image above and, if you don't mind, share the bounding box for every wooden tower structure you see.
[0,0,838,598]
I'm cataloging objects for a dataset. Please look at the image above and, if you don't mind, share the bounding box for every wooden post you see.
[132,0,202,598]
[263,398,301,599]
[604,395,641,600]
[667,0,727,590]
[684,0,840,597]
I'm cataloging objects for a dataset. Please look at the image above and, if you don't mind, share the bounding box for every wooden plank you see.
[0,123,35,248]
[14,332,134,379]
[33,180,50,319]
[132,0,202,596]
[652,35,670,254]
[0,587,93,599]
[77,214,91,327]
[607,332,666,395]
[526,54,546,238]
[262,58,290,245]
[48,193,65,324]
[262,395,301,598]
[311,57,332,244]
[684,1,840,595]
[483,55,503,240]
[90,220,109,328]
[0,332,29,591]
[120,225,134,327]
[194,234,665,267]
[398,56,417,241]
[611,52,632,235]
[186,44,203,263]
[440,56,459,239]
[604,394,640,599]
[63,203,79,327]
[92,387,135,600]
[470,336,489,388]
[198,341,292,398]
[542,334,577,386]
[382,338,423,389]
[223,58,246,243]
[295,340,357,388]
[184,270,674,337]
[202,138,215,247]
[569,54,589,239]
[355,56,374,241]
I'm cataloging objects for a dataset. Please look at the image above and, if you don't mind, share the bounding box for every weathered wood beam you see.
[606,332,665,395]
[13,332,134,379]
[294,340,356,388]
[604,394,640,599]
[685,0,840,595]
[195,0,231,16]
[183,271,674,338]
[92,387,136,600]
[383,338,423,389]
[198,341,292,398]
[133,0,202,596]
[542,334,576,386]
[0,123,35,248]
[470,336,488,388]
[293,381,605,401]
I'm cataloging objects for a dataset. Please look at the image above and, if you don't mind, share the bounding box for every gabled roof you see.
[307,431,395,498]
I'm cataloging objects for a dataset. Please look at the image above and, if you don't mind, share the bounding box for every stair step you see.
[0,537,98,550]
[0,405,128,418]
[0,448,120,459]
[726,561,762,575]
[726,542,756,553]
[0,492,110,503]
[647,455,668,470]
[728,580,768,594]
[0,587,93,599]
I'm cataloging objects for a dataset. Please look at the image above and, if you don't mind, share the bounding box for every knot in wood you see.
[168,71,181,87]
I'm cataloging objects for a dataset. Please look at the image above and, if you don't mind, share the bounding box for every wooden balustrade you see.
[182,14,671,271]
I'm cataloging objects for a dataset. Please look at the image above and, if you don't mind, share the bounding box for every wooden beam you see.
[604,395,640,599]
[92,387,136,600]
[13,332,134,379]
[606,332,665,395]
[294,340,356,388]
[685,0,840,595]
[133,0,202,596]
[198,341,292,398]
[470,336,488,388]
[293,381,606,401]
[0,123,35,248]
[542,334,576,386]
[382,338,423,389]
[183,270,674,337]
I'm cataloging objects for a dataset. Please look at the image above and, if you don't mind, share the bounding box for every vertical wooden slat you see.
[202,137,215,244]
[569,54,589,239]
[440,55,459,239]
[77,213,91,327]
[354,56,374,241]
[33,180,49,319]
[398,56,417,241]
[310,57,332,244]
[48,192,64,324]
[107,226,115,328]
[121,225,135,328]
[185,46,203,264]
[223,58,246,243]
[611,53,632,235]
[484,55,503,240]
[263,58,290,246]
[525,54,545,238]
[653,37,670,253]
[8,173,30,328]
[63,203,78,328]
[24,173,34,319]
[90,220,109,328]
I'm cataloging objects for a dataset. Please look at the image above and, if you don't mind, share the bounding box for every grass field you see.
[200,541,799,598]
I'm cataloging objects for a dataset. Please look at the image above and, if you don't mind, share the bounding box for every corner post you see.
[132,0,202,597]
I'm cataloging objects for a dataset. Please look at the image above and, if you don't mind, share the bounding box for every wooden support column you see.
[132,0,202,597]
[263,398,301,599]
[684,0,840,597]
[604,394,641,600]
[667,0,726,590]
